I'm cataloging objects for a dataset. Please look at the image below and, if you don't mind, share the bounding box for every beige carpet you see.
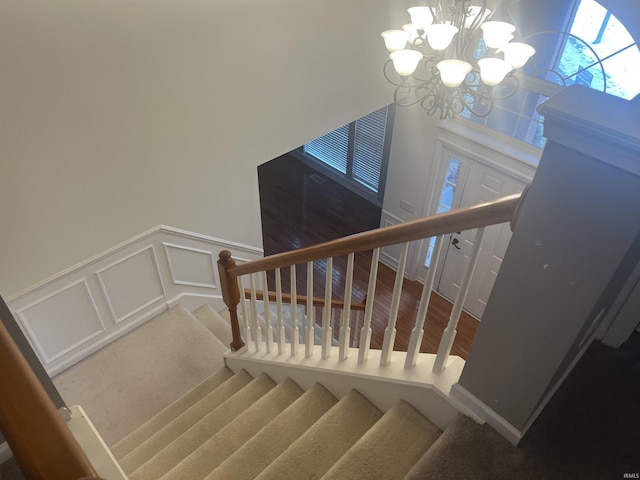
[53,305,226,446]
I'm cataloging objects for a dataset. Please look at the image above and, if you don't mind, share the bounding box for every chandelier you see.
[381,0,535,119]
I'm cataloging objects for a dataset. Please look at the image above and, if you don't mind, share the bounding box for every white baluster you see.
[433,227,487,373]
[275,268,286,354]
[405,235,444,369]
[322,257,334,359]
[290,265,299,356]
[305,261,315,357]
[358,248,381,364]
[380,242,410,366]
[261,271,274,353]
[238,276,252,348]
[339,253,355,361]
[249,273,261,353]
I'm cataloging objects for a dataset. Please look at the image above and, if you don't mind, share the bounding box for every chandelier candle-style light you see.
[382,0,535,119]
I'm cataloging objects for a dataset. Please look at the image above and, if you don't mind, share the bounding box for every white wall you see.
[0,0,406,297]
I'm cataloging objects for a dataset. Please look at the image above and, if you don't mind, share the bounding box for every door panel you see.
[437,162,526,318]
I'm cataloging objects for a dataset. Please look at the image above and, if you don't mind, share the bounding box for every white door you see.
[427,154,527,319]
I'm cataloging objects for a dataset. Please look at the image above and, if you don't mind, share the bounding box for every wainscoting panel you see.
[7,225,263,376]
[16,280,105,364]
[97,245,165,324]
[163,243,217,289]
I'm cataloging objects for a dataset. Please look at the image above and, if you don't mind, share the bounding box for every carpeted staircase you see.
[109,306,444,480]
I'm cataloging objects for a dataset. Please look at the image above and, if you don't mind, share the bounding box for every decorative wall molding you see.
[6,225,263,376]
[96,245,166,324]
[16,279,105,364]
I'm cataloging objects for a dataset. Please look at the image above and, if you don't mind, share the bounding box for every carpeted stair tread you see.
[129,372,276,480]
[159,377,304,480]
[320,400,442,480]
[111,367,233,460]
[192,306,232,348]
[204,383,338,480]
[402,414,528,480]
[119,369,253,473]
[253,389,383,480]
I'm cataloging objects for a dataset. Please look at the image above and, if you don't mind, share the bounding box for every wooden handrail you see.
[228,193,521,278]
[0,320,100,480]
[218,192,523,352]
[243,289,367,311]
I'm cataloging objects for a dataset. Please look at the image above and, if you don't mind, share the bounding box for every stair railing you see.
[218,192,523,373]
[0,313,100,479]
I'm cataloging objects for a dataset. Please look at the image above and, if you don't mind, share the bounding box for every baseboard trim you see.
[450,383,523,445]
[6,225,263,375]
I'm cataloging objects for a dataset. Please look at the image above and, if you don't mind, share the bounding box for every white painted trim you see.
[163,242,217,289]
[95,244,166,324]
[450,383,523,445]
[159,225,263,256]
[66,405,127,480]
[0,442,12,465]
[47,302,169,377]
[6,226,263,304]
[6,225,263,375]
[15,279,106,364]
[439,120,538,182]
[6,226,163,304]
[224,342,465,431]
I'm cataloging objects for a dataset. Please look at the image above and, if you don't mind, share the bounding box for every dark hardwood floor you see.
[257,153,479,360]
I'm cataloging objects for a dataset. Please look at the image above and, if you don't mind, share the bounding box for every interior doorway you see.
[418,149,528,319]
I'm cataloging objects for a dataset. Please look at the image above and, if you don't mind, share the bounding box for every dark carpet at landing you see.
[406,332,640,480]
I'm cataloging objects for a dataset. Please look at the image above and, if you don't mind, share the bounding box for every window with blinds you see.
[302,106,392,200]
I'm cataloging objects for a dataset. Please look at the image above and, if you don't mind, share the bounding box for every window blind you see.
[303,124,349,174]
[353,107,388,192]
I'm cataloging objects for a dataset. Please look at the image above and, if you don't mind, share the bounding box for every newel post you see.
[217,250,245,351]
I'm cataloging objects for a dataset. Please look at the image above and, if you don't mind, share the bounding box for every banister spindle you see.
[275,268,286,354]
[358,248,381,364]
[261,271,274,353]
[405,235,444,369]
[321,257,334,359]
[339,253,355,361]
[217,251,245,351]
[433,227,487,373]
[237,277,252,346]
[248,273,261,352]
[380,242,410,366]
[305,261,315,357]
[290,265,299,356]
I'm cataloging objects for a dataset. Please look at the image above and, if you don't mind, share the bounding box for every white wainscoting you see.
[6,225,263,376]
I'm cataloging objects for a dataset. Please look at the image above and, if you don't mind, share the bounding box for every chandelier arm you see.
[395,87,429,108]
[409,59,439,84]
[491,74,520,100]
[383,60,410,88]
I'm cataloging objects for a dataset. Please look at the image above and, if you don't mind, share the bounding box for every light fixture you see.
[382,0,535,120]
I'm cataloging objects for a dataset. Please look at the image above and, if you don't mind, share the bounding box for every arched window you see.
[461,0,639,148]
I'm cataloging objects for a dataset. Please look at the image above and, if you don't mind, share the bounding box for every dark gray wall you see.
[458,86,640,433]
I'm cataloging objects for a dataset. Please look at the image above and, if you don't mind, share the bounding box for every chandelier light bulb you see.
[437,60,472,87]
[477,58,513,86]
[481,21,516,49]
[407,6,434,30]
[380,1,534,120]
[390,50,423,76]
[424,24,459,51]
[500,42,536,69]
[381,30,411,52]
[464,7,491,29]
